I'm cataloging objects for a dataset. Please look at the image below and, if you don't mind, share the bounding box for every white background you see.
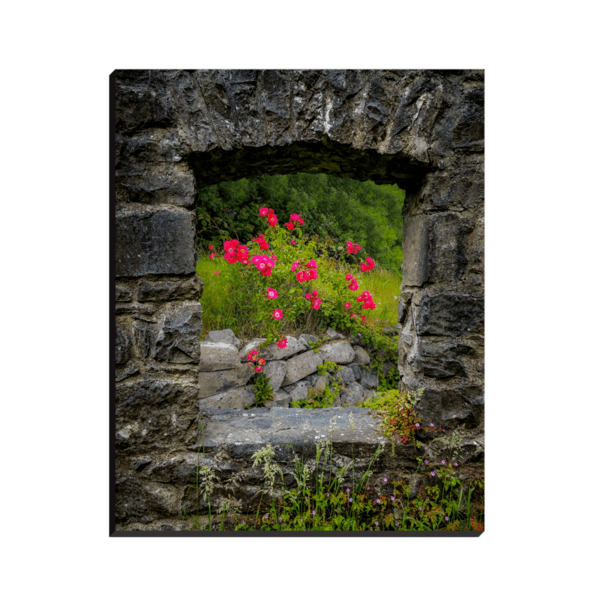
[1,1,598,598]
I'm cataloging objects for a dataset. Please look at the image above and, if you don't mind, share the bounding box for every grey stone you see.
[299,333,319,346]
[153,303,202,363]
[115,362,140,382]
[263,360,287,392]
[115,204,196,277]
[347,334,363,345]
[280,350,324,387]
[263,336,307,361]
[282,381,311,402]
[348,363,362,381]
[361,368,379,389]
[417,339,471,379]
[116,322,131,365]
[339,366,356,385]
[207,329,242,349]
[264,390,291,408]
[352,345,371,365]
[414,294,484,337]
[115,376,199,454]
[319,341,355,365]
[138,276,202,303]
[116,285,133,302]
[303,374,318,386]
[200,386,256,409]
[239,338,267,359]
[326,328,343,340]
[312,375,328,393]
[340,382,368,407]
[197,363,255,399]
[198,342,241,371]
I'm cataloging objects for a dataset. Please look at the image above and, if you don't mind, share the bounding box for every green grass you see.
[196,256,402,341]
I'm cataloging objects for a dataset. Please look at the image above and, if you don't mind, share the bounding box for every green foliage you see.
[253,372,274,407]
[196,210,402,341]
[196,173,405,274]
[183,438,485,532]
[361,388,443,446]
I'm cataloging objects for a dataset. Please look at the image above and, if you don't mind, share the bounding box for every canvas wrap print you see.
[112,69,484,534]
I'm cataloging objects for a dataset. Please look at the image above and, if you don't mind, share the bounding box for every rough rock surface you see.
[197,364,255,399]
[352,346,371,365]
[319,341,356,365]
[280,350,324,387]
[262,360,287,392]
[207,329,242,349]
[198,342,240,371]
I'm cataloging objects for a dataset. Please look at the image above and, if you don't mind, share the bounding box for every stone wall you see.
[113,69,484,529]
[197,328,395,410]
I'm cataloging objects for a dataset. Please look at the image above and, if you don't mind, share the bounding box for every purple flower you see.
[424,460,429,465]
[376,499,380,504]
[279,517,283,522]
[441,460,446,465]
[395,522,399,527]
[431,471,436,477]
[418,507,423,511]
[242,520,246,525]
[212,525,216,530]
[430,423,434,427]
[367,486,370,491]
[312,510,316,516]
[383,477,388,483]
[326,493,330,497]
[415,423,420,428]
[453,462,458,467]
[444,516,450,522]
[349,498,353,503]
[391,496,395,502]
[374,522,379,526]
[346,488,350,493]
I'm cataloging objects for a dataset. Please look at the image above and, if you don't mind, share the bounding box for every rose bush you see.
[212,207,380,345]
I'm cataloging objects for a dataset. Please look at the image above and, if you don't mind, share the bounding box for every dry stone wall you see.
[197,328,392,410]
[113,69,484,529]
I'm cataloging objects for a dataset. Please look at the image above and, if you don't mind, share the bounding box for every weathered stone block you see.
[360,369,379,389]
[352,346,370,365]
[116,321,131,365]
[115,204,196,277]
[339,366,356,385]
[299,333,319,346]
[415,294,484,336]
[198,342,241,371]
[153,303,203,363]
[418,339,471,379]
[340,382,368,407]
[115,376,199,453]
[402,215,429,287]
[263,360,287,392]
[240,336,306,361]
[283,380,311,402]
[198,363,255,399]
[116,285,133,302]
[280,350,323,387]
[207,329,242,349]
[264,389,291,408]
[137,276,202,303]
[117,162,196,207]
[200,385,255,409]
[319,341,355,365]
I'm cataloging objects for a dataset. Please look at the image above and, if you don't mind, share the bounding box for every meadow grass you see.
[196,256,402,341]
